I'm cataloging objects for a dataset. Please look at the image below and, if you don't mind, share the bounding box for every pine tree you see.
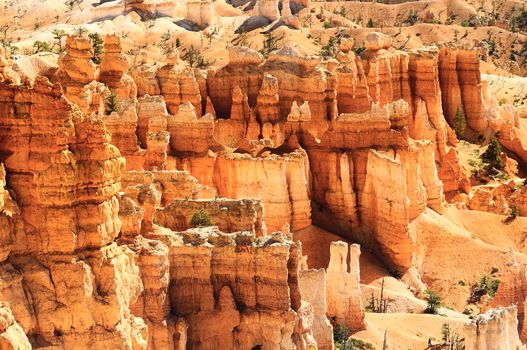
[453,106,466,138]
[88,33,104,64]
[481,136,504,174]
[51,29,66,53]
[105,92,121,115]
[367,18,375,27]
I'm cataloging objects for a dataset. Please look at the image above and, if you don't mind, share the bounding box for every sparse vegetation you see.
[104,92,121,115]
[468,274,500,303]
[319,30,350,60]
[440,323,465,349]
[365,278,391,313]
[182,46,214,68]
[88,32,104,64]
[51,29,66,53]
[259,32,285,58]
[480,136,504,176]
[189,209,213,227]
[509,205,519,219]
[405,10,420,26]
[424,289,441,314]
[33,40,51,54]
[159,30,175,54]
[333,324,374,350]
[453,107,466,139]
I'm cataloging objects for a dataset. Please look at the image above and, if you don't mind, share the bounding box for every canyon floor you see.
[0,0,527,349]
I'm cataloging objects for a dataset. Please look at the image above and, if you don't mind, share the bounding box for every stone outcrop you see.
[122,170,216,205]
[0,303,30,350]
[254,0,280,20]
[464,306,526,350]
[99,34,137,100]
[213,149,311,232]
[326,242,365,332]
[157,54,202,117]
[439,48,488,132]
[164,228,306,349]
[298,269,333,350]
[0,78,147,348]
[54,35,97,110]
[186,0,214,29]
[469,181,527,216]
[155,198,266,236]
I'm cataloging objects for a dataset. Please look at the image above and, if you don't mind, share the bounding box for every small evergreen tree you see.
[441,323,451,343]
[424,289,441,314]
[190,209,213,227]
[33,40,51,54]
[367,18,375,27]
[510,205,519,219]
[51,29,66,53]
[88,33,104,64]
[481,136,504,175]
[453,106,466,138]
[259,32,285,58]
[105,92,121,115]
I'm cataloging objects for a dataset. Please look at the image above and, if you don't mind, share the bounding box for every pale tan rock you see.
[186,0,214,28]
[256,73,280,123]
[298,269,334,350]
[254,0,280,20]
[364,32,392,52]
[0,302,31,350]
[155,198,266,236]
[122,170,216,206]
[213,149,311,232]
[326,242,365,332]
[464,306,526,350]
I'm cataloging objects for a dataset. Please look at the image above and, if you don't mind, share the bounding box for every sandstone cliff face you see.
[213,149,311,233]
[155,198,266,236]
[162,228,306,349]
[464,306,526,350]
[326,242,365,332]
[298,269,333,350]
[438,48,488,133]
[157,55,202,117]
[0,78,147,348]
[99,34,137,100]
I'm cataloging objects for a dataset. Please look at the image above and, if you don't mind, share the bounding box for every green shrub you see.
[481,137,504,175]
[468,275,500,303]
[189,209,213,227]
[424,289,441,314]
[104,92,121,115]
[88,33,104,64]
[405,10,419,25]
[453,106,466,138]
[510,205,519,219]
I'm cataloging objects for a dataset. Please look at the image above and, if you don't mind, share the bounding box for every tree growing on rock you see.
[190,209,213,227]
[88,32,104,64]
[51,29,66,53]
[453,106,466,138]
[104,92,121,115]
[259,32,285,58]
[424,289,441,314]
[481,136,504,175]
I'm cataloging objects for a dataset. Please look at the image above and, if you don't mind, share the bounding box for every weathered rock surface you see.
[326,242,365,332]
[464,306,526,350]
